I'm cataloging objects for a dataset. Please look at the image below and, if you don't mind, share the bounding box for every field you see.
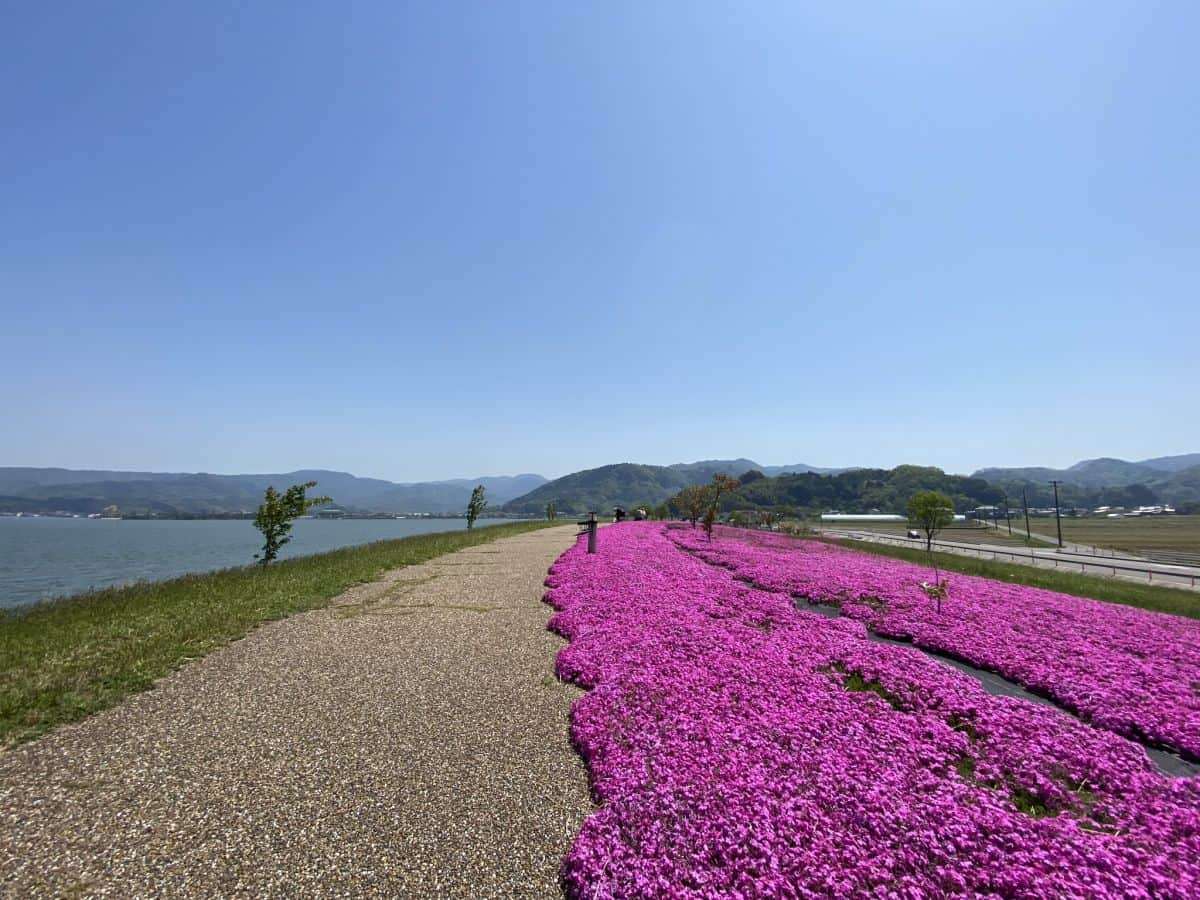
[817,519,1038,546]
[0,520,555,746]
[546,523,1200,894]
[1020,514,1200,560]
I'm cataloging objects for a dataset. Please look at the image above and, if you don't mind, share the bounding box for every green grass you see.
[0,520,557,746]
[823,537,1200,620]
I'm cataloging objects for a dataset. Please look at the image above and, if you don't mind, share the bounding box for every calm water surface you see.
[0,517,514,608]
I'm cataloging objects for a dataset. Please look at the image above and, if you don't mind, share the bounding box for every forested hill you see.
[972,455,1200,507]
[973,453,1200,488]
[499,461,979,516]
[501,459,849,514]
[724,463,1200,515]
[502,454,1200,516]
[501,464,699,515]
[724,466,1003,515]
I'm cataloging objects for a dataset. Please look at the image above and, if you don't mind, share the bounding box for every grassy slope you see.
[0,521,556,746]
[825,537,1199,620]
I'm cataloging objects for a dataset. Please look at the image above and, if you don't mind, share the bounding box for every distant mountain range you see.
[0,459,842,517]
[4,452,1197,518]
[971,454,1200,505]
[502,453,1200,515]
[972,454,1200,487]
[501,460,850,514]
[0,468,547,516]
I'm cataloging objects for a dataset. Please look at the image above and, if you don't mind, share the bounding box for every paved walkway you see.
[0,525,590,898]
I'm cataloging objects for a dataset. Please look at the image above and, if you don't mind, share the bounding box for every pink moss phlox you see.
[546,522,1200,897]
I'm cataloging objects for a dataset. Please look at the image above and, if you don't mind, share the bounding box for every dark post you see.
[587,511,597,554]
[1002,491,1012,535]
[1022,487,1032,538]
[1049,480,1064,548]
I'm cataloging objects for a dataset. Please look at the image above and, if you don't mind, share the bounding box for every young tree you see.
[907,490,955,610]
[702,474,740,540]
[907,490,955,554]
[253,481,331,566]
[675,485,708,528]
[466,484,488,530]
[545,500,557,521]
[710,474,739,504]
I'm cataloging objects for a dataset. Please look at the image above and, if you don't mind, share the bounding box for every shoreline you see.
[0,524,590,895]
[0,520,557,746]
[1,516,539,611]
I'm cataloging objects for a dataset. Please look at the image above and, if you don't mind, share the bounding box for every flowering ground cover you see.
[668,525,1200,762]
[546,522,1200,897]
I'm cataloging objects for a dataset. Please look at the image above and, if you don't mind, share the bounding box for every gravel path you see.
[0,525,591,898]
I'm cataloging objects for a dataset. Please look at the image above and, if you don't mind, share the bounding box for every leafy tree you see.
[675,484,708,527]
[545,500,557,521]
[703,474,740,540]
[253,481,331,566]
[907,490,954,610]
[738,469,766,485]
[907,490,955,553]
[467,485,488,530]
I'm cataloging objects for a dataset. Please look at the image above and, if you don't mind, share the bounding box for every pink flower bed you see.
[546,522,1200,897]
[665,526,1200,761]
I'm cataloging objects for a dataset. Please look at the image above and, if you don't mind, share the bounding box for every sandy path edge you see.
[0,524,591,898]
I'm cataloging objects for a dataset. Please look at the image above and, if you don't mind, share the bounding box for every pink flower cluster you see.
[667,526,1200,761]
[546,522,1200,898]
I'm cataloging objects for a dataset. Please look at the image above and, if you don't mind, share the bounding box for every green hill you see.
[721,465,1004,515]
[502,462,748,514]
[501,458,854,515]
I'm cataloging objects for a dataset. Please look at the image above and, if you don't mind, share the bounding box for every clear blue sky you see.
[3,2,1196,481]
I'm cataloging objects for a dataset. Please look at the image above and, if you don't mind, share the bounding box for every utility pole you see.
[1049,480,1064,548]
[1022,487,1032,538]
[1002,491,1012,535]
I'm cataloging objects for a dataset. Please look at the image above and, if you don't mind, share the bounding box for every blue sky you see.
[3,1,1196,481]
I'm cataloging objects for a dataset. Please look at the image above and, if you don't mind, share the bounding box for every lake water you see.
[0,517,516,609]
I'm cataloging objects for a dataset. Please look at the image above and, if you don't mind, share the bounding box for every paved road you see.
[0,525,591,898]
[822,528,1200,592]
